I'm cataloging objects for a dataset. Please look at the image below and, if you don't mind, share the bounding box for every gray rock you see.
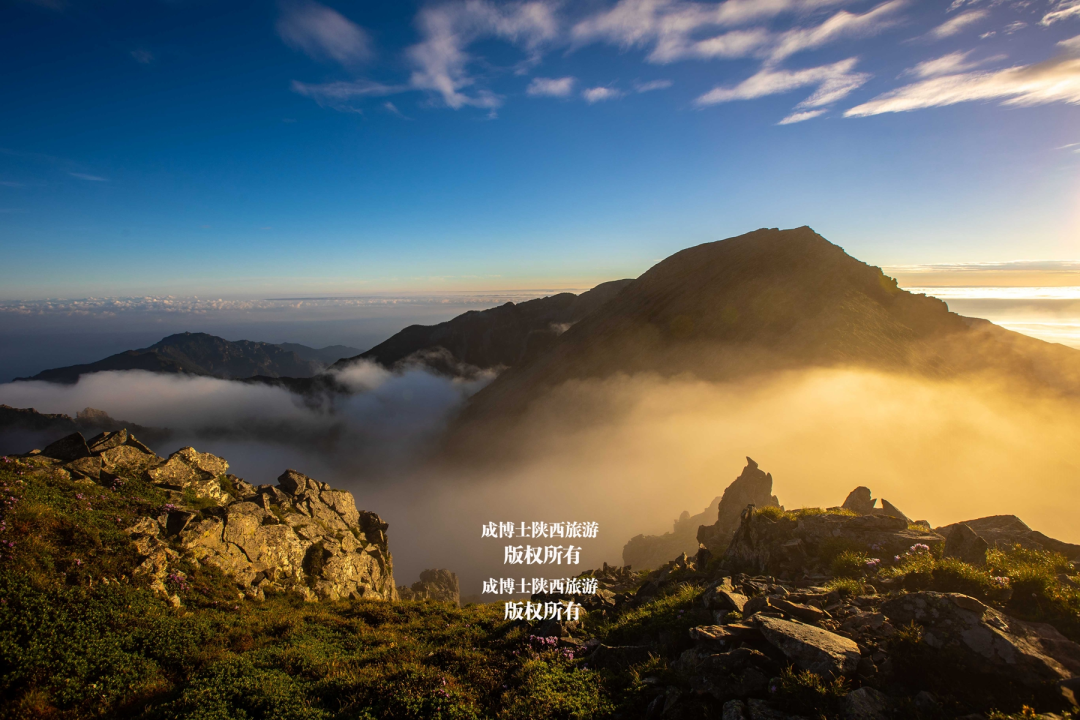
[722,700,748,720]
[881,592,1079,688]
[937,515,1080,562]
[41,432,91,463]
[943,524,990,567]
[878,499,908,522]
[725,509,944,576]
[675,647,777,701]
[101,437,401,603]
[842,687,891,720]
[913,691,943,719]
[757,616,861,677]
[87,429,128,454]
[842,487,875,515]
[747,698,789,720]
[697,457,782,555]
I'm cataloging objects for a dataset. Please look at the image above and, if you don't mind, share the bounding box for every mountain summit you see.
[450,227,1080,436]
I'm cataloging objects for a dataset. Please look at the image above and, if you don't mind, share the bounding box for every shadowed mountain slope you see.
[330,279,634,374]
[19,333,332,384]
[449,227,1080,440]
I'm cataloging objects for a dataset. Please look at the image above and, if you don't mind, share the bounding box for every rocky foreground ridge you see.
[534,459,1080,719]
[16,428,397,603]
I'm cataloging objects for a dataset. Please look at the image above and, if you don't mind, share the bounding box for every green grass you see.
[0,457,622,720]
[772,667,848,719]
[589,583,709,650]
[874,546,1080,641]
[824,578,864,596]
[830,550,870,578]
[753,506,857,523]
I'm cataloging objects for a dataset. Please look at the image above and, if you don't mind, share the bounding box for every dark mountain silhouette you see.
[447,226,1080,444]
[17,333,345,384]
[331,280,634,376]
[276,343,361,366]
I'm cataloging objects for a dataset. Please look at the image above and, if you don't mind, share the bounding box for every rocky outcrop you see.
[25,430,396,603]
[724,506,944,577]
[881,592,1080,689]
[942,523,991,566]
[840,487,909,522]
[936,515,1080,562]
[623,497,722,571]
[697,458,781,556]
[398,568,461,605]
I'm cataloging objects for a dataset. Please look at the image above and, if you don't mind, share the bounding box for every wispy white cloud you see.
[767,1,904,62]
[526,76,576,97]
[570,0,853,63]
[571,0,898,65]
[290,79,405,111]
[69,172,108,182]
[277,1,372,65]
[406,0,559,110]
[903,50,985,78]
[130,49,154,64]
[382,101,410,119]
[583,86,625,102]
[926,9,988,40]
[846,43,1080,117]
[696,57,869,110]
[778,108,827,123]
[634,79,673,92]
[1042,0,1080,26]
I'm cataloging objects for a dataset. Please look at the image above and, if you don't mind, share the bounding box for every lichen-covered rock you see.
[697,458,782,555]
[147,447,231,504]
[881,592,1079,689]
[31,431,397,604]
[179,469,397,601]
[756,616,861,677]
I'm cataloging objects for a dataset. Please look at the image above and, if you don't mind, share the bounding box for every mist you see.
[3,366,1079,595]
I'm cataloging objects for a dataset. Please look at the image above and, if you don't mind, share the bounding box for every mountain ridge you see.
[17,333,361,384]
[446,226,1080,446]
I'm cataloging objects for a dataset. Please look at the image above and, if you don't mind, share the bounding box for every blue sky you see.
[1,0,1079,300]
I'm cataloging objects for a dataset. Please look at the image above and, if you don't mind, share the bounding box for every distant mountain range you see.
[446,226,1080,447]
[17,333,362,384]
[330,279,634,376]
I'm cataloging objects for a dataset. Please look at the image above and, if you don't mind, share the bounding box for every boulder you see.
[99,443,162,476]
[936,515,1080,561]
[842,487,875,515]
[697,458,782,555]
[41,432,91,463]
[756,616,861,677]
[880,592,1079,689]
[674,646,778,700]
[87,429,127,454]
[842,687,891,720]
[942,524,990,567]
